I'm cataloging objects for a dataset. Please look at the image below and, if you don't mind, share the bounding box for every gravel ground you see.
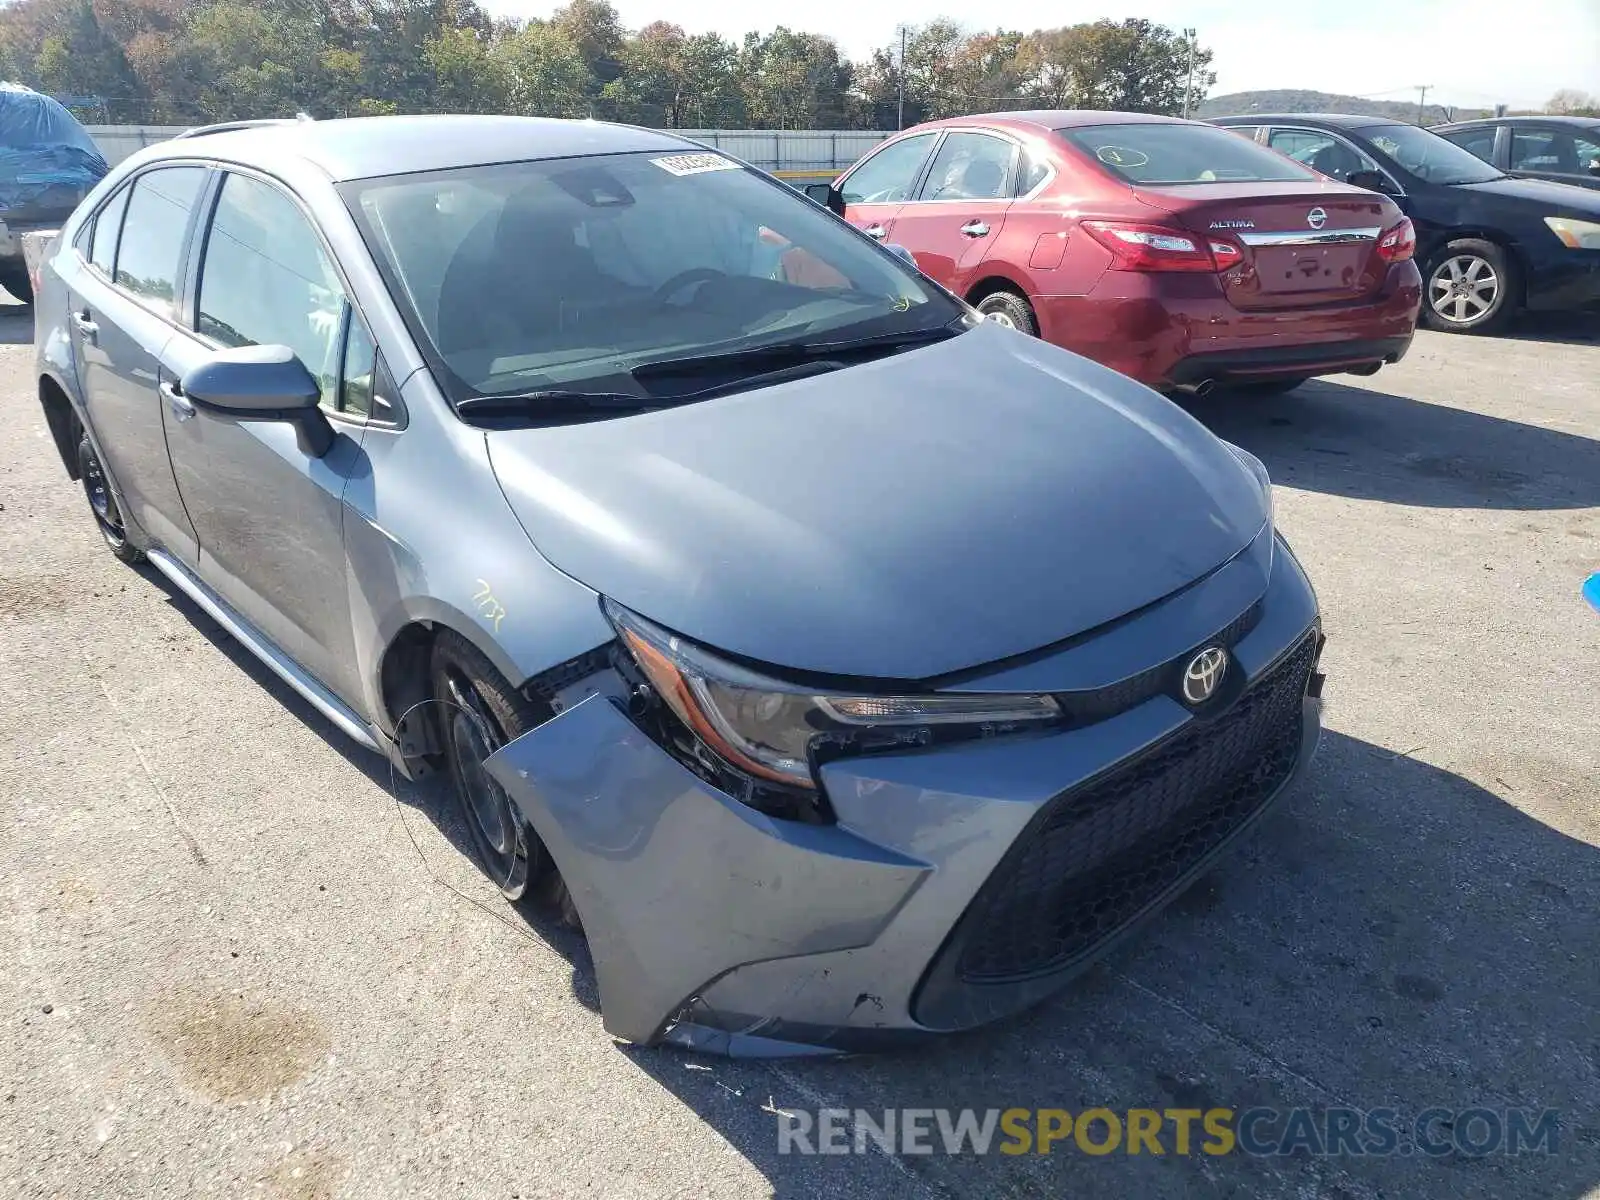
[1,295,1596,1199]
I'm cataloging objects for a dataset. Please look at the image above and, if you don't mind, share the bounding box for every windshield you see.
[341,150,959,402]
[1059,122,1321,185]
[1361,124,1504,185]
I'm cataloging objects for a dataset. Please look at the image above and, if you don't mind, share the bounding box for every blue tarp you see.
[0,84,107,213]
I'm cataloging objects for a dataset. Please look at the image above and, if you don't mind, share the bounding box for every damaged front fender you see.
[484,694,931,1048]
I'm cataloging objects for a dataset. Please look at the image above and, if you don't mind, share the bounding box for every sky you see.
[481,0,1600,112]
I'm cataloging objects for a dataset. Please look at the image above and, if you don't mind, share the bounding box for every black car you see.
[1433,115,1600,192]
[1213,114,1600,333]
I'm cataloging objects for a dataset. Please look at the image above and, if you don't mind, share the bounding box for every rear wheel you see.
[431,631,580,927]
[77,434,142,564]
[1421,239,1517,333]
[0,264,32,305]
[975,289,1038,336]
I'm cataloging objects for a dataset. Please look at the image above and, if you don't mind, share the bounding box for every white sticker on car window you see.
[651,153,739,177]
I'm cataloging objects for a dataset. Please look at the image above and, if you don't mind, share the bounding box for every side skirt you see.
[144,548,385,755]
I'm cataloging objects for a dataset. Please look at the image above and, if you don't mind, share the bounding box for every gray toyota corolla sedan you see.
[34,115,1325,1056]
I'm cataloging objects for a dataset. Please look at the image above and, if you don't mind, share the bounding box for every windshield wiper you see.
[456,360,854,425]
[631,324,961,380]
[455,390,651,419]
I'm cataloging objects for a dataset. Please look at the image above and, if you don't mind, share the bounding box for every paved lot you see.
[1,294,1597,1199]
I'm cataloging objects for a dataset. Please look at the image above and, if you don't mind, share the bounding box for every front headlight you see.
[605,600,1060,790]
[1544,216,1600,250]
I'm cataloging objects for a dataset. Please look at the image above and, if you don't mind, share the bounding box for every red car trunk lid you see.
[1134,184,1395,311]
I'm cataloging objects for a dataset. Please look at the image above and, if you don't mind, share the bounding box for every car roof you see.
[912,110,1195,135]
[1433,114,1600,132]
[1210,113,1405,131]
[146,115,697,182]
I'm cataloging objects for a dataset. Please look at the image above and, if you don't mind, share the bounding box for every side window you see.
[918,132,1016,201]
[1268,129,1378,182]
[1511,130,1578,173]
[1576,134,1600,175]
[197,173,346,409]
[1014,150,1051,196]
[1441,128,1497,164]
[114,166,207,317]
[338,316,398,423]
[839,133,938,205]
[1222,125,1260,142]
[89,184,130,274]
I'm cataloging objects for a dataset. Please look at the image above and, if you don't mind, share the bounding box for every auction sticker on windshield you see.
[652,152,740,176]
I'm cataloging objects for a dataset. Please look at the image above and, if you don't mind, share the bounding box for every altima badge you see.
[1182,647,1229,705]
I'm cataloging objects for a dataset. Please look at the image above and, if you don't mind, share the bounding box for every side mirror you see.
[1347,169,1398,196]
[803,182,846,216]
[882,243,919,270]
[182,344,335,457]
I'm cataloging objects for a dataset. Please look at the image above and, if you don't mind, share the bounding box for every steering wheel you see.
[654,268,726,305]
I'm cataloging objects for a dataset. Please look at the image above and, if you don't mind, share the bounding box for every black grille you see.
[1053,600,1263,726]
[953,629,1318,983]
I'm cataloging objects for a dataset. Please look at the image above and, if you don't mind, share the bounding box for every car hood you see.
[1455,175,1600,216]
[486,322,1269,680]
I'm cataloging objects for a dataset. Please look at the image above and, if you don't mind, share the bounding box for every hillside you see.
[1197,89,1492,125]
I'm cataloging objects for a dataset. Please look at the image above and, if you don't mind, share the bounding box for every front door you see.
[887,130,1019,294]
[160,170,370,706]
[837,131,940,245]
[67,165,209,565]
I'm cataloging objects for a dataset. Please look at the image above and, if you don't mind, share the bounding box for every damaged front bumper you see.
[485,548,1324,1057]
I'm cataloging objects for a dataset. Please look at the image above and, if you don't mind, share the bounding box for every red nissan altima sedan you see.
[814,111,1422,394]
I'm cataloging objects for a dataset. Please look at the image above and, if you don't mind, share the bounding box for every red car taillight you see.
[1375,217,1416,263]
[1081,220,1240,273]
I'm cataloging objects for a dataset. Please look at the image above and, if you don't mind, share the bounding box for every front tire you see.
[77,434,143,564]
[975,289,1038,336]
[1421,239,1518,333]
[431,631,580,927]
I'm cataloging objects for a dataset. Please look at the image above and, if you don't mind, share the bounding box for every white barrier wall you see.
[84,124,890,175]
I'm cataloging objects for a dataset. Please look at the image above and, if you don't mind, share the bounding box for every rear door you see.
[1508,125,1600,190]
[160,169,371,705]
[888,130,1020,293]
[836,131,939,243]
[66,165,209,566]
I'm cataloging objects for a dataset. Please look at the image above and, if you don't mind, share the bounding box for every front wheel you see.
[974,289,1039,336]
[77,434,142,564]
[431,631,580,927]
[1421,239,1518,333]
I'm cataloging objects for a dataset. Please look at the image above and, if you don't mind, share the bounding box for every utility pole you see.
[1181,28,1197,119]
[897,25,907,131]
[1415,84,1430,126]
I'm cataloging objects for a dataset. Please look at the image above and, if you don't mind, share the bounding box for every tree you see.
[29,0,147,119]
[424,25,506,112]
[739,27,851,129]
[1547,88,1600,116]
[604,22,740,126]
[1017,19,1211,115]
[492,20,591,118]
[551,0,623,89]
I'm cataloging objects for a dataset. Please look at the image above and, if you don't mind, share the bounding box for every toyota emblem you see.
[1181,647,1229,705]
[1307,207,1328,230]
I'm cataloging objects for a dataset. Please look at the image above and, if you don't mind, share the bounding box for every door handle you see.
[862,224,887,240]
[71,310,98,339]
[160,380,194,422]
[960,220,991,238]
